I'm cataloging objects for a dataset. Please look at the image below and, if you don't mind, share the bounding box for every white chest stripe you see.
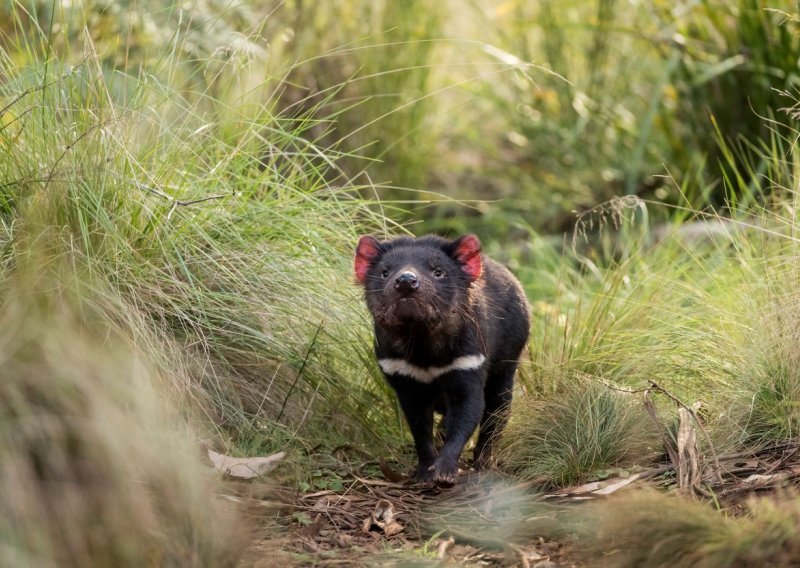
[378,355,486,384]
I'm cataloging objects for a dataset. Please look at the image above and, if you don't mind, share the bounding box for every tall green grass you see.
[8,0,793,240]
[502,118,800,482]
[413,0,800,237]
[266,0,445,193]
[0,1,407,453]
[501,378,657,485]
[657,0,800,207]
[0,2,415,561]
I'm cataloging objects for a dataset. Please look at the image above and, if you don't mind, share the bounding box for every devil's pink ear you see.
[449,234,482,281]
[354,235,383,285]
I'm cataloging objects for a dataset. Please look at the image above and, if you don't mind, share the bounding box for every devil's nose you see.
[395,271,419,292]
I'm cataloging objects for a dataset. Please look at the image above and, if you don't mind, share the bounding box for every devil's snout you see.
[394,271,419,294]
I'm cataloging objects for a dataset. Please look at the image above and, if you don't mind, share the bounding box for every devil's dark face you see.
[354,235,482,332]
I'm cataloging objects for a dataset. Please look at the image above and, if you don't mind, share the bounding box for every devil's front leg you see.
[387,376,438,482]
[432,370,485,487]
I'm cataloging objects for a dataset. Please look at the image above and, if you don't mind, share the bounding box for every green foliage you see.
[729,254,800,446]
[504,115,800,476]
[0,12,406,452]
[444,0,670,231]
[0,0,406,461]
[410,0,800,235]
[658,0,800,207]
[747,358,800,443]
[8,0,797,238]
[238,0,446,196]
[0,1,415,561]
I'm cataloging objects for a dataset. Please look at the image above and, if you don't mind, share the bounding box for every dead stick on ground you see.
[607,379,722,485]
[649,380,723,484]
[764,445,800,475]
[642,390,680,470]
[638,463,675,479]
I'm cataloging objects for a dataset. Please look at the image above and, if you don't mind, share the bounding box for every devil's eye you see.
[381,269,390,278]
[433,268,445,279]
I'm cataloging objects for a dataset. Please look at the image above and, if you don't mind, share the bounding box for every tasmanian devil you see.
[354,234,530,486]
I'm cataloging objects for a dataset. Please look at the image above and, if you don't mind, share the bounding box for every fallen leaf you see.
[437,537,455,560]
[742,474,777,485]
[312,496,331,511]
[207,448,285,479]
[362,498,404,536]
[377,499,394,518]
[593,473,641,495]
[384,521,404,536]
[544,474,641,500]
[552,481,602,496]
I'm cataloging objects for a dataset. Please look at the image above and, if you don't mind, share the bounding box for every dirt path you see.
[243,470,583,567]
[238,440,800,566]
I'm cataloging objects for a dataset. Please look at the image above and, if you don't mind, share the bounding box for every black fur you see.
[355,234,530,486]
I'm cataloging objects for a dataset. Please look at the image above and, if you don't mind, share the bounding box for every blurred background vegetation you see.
[3,0,800,565]
[7,0,799,237]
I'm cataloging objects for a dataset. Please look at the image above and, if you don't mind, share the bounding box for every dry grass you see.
[585,490,800,567]
[0,265,245,566]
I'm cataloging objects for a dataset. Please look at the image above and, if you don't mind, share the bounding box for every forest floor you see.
[233,440,800,567]
[245,470,581,567]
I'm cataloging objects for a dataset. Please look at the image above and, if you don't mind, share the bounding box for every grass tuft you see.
[0,269,244,567]
[586,491,800,567]
[500,378,658,486]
